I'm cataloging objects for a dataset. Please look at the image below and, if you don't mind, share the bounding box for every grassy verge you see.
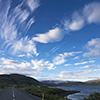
[0,85,12,93]
[17,85,78,100]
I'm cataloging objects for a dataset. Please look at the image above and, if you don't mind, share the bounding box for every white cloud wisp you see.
[0,0,40,56]
[64,2,100,32]
[33,27,63,43]
[83,38,100,57]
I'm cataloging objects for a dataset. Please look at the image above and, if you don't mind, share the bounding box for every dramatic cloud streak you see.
[74,61,88,66]
[64,12,84,31]
[0,58,31,69]
[31,59,56,71]
[8,36,39,56]
[53,51,81,65]
[57,70,94,81]
[0,0,40,56]
[33,27,63,43]
[84,2,100,23]
[83,38,100,57]
[27,0,40,12]
[64,2,100,31]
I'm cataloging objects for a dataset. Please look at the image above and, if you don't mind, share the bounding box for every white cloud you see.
[74,56,79,60]
[84,2,100,23]
[31,59,44,71]
[17,62,31,68]
[69,20,84,31]
[64,2,100,32]
[64,12,84,31]
[53,56,66,65]
[33,27,63,43]
[0,0,17,41]
[53,51,81,65]
[59,70,92,77]
[23,18,35,35]
[89,60,95,63]
[0,58,20,65]
[74,61,88,66]
[27,0,40,12]
[51,46,60,53]
[27,53,33,57]
[0,57,55,76]
[0,0,39,56]
[31,59,55,71]
[75,60,95,66]
[0,67,38,76]
[17,54,25,57]
[64,64,71,67]
[0,57,39,75]
[0,0,33,41]
[45,61,56,70]
[80,65,94,69]
[83,38,100,57]
[0,57,31,69]
[57,70,93,81]
[46,46,60,57]
[59,51,81,58]
[13,3,30,23]
[3,65,16,69]
[8,36,39,56]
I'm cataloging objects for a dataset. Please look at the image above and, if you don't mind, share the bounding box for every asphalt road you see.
[0,87,41,100]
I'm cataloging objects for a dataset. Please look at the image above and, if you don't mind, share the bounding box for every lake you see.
[56,86,100,100]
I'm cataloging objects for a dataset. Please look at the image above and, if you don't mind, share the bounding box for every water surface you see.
[56,86,100,100]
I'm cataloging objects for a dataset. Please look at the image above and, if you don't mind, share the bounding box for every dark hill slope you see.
[86,78,100,85]
[41,80,85,86]
[0,74,42,86]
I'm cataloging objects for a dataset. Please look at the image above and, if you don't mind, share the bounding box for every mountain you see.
[86,78,100,85]
[42,78,100,86]
[0,74,42,87]
[41,80,85,86]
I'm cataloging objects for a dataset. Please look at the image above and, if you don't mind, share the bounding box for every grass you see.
[18,85,78,100]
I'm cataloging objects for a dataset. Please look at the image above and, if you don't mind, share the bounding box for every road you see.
[0,87,41,100]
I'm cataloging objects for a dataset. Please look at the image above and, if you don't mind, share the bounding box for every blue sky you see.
[0,0,100,82]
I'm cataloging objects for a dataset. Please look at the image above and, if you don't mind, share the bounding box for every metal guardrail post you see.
[38,86,44,100]
[42,93,44,100]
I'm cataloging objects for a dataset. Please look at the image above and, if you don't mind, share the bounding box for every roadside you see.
[17,85,79,100]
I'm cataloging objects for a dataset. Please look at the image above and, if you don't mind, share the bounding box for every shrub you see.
[83,92,100,100]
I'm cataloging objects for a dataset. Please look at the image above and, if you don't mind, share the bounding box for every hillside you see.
[42,79,100,86]
[0,74,79,100]
[0,74,42,87]
[41,80,85,86]
[86,78,100,85]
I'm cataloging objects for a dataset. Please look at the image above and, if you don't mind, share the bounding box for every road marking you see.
[12,90,15,97]
[12,87,15,99]
[13,93,15,97]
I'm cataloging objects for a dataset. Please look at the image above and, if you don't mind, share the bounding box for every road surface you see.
[0,87,41,100]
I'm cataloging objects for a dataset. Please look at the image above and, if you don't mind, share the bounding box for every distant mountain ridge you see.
[41,80,85,86]
[0,74,100,87]
[42,79,100,86]
[86,78,100,85]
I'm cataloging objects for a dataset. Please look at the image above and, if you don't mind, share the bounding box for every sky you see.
[0,0,100,82]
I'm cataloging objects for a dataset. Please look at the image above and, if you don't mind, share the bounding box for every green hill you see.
[0,74,80,100]
[0,74,42,87]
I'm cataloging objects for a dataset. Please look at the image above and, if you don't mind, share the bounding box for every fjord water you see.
[56,86,100,100]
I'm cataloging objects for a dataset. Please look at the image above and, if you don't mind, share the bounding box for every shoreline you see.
[58,90,80,98]
[49,86,80,98]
